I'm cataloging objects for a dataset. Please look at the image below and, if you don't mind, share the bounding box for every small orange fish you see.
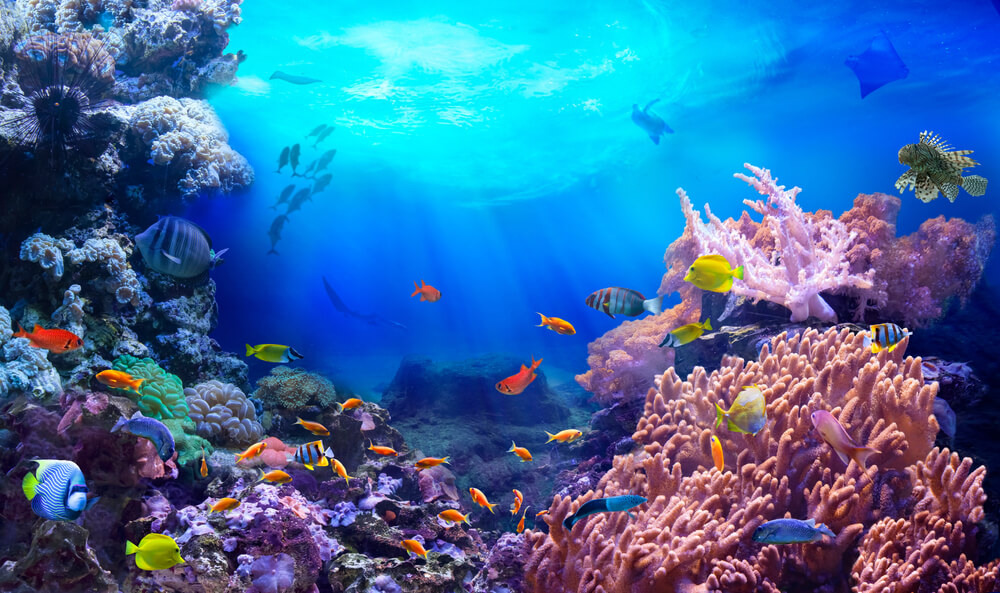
[368,440,399,457]
[411,280,441,303]
[96,370,145,393]
[341,398,364,410]
[235,441,267,463]
[294,417,329,436]
[496,356,542,395]
[330,457,354,485]
[210,497,241,513]
[517,507,530,533]
[15,324,82,353]
[511,489,523,515]
[469,487,497,513]
[402,539,428,559]
[415,456,450,471]
[536,313,576,335]
[710,435,724,472]
[438,509,471,525]
[200,448,208,478]
[536,509,549,517]
[507,441,532,462]
[545,429,582,443]
[259,469,293,484]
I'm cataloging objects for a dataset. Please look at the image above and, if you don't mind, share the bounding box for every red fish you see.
[15,324,82,353]
[496,357,542,395]
[411,280,441,302]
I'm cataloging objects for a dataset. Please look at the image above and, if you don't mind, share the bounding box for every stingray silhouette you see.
[844,31,909,99]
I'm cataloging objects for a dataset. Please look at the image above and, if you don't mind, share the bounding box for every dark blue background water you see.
[178,0,1000,395]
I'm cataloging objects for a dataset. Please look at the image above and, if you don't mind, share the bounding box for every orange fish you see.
[517,507,530,533]
[496,356,542,395]
[415,456,450,471]
[210,497,241,513]
[536,509,549,517]
[438,509,471,525]
[545,429,582,443]
[15,324,82,353]
[411,280,441,303]
[507,442,532,462]
[710,435,724,472]
[330,457,354,485]
[368,440,399,457]
[259,469,293,484]
[511,489,523,515]
[96,370,144,393]
[294,417,329,436]
[536,313,576,335]
[235,441,268,463]
[401,539,428,559]
[469,487,497,513]
[200,449,208,478]
[341,398,364,410]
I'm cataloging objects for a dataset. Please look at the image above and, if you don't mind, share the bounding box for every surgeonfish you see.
[411,280,441,302]
[508,442,532,462]
[271,185,296,210]
[286,188,313,215]
[235,441,268,463]
[438,509,470,525]
[294,440,329,470]
[934,396,956,439]
[312,173,333,194]
[112,411,176,461]
[276,146,290,172]
[306,124,328,138]
[245,343,303,363]
[288,143,302,176]
[314,149,337,173]
[341,398,364,410]
[14,324,82,353]
[684,255,744,293]
[517,506,529,533]
[585,287,664,319]
[367,440,399,457]
[136,216,228,279]
[896,131,988,202]
[210,497,241,513]
[401,538,428,560]
[496,357,543,395]
[328,454,354,485]
[862,323,912,354]
[22,460,98,521]
[267,214,289,256]
[313,126,335,147]
[469,488,497,513]
[659,319,712,348]
[810,410,880,470]
[259,469,293,485]
[545,429,582,443]
[126,533,185,571]
[96,369,144,392]
[511,489,523,515]
[752,518,835,544]
[536,313,576,335]
[294,417,330,436]
[269,71,322,85]
[415,456,450,471]
[710,435,724,472]
[715,385,767,435]
[562,494,647,530]
[631,98,673,145]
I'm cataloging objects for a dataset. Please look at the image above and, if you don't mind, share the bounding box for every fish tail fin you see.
[463,512,471,525]
[245,344,256,357]
[732,265,744,280]
[111,416,127,433]
[211,248,229,267]
[851,446,880,471]
[643,295,664,315]
[334,402,343,413]
[714,402,726,429]
[14,323,27,338]
[324,447,335,458]
[562,515,577,530]
[508,441,517,452]
[294,417,304,426]
[21,471,38,500]
[443,456,451,464]
[530,356,543,370]
[256,469,265,483]
[862,333,873,350]
[267,249,279,256]
[411,282,421,297]
[962,174,988,197]
[536,312,547,326]
[131,378,145,392]
[703,318,712,331]
[545,431,557,443]
[487,502,497,514]
[126,540,138,556]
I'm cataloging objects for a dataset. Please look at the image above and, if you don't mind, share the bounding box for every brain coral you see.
[111,355,188,419]
[185,379,263,446]
[254,367,338,411]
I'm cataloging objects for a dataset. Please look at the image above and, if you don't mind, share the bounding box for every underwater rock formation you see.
[0,520,118,593]
[0,308,63,399]
[254,366,339,411]
[185,379,264,446]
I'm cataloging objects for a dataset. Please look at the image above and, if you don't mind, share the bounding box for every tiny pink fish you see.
[810,410,880,470]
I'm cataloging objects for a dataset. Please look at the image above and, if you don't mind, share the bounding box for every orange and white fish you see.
[517,507,530,533]
[200,448,208,478]
[469,487,497,513]
[710,435,724,472]
[210,497,240,513]
[328,454,354,486]
[258,469,293,485]
[15,324,82,353]
[368,441,399,457]
[235,441,267,463]
[341,398,364,410]
[96,370,144,393]
[415,456,450,471]
[545,429,582,443]
[411,280,441,302]
[536,313,576,335]
[508,442,532,462]
[294,417,329,436]
[438,509,471,525]
[496,357,542,395]
[402,539,428,559]
[510,489,523,515]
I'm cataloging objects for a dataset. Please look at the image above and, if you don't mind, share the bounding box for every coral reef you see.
[185,379,264,446]
[111,355,187,419]
[254,366,339,411]
[0,520,118,593]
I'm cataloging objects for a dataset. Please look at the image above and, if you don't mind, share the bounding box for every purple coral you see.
[369,574,402,593]
[249,553,295,593]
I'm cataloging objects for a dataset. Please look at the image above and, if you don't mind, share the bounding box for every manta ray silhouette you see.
[844,31,909,99]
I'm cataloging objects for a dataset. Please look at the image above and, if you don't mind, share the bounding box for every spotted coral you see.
[185,379,264,446]
[253,366,338,411]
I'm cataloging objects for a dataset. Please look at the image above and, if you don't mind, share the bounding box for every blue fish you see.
[22,460,99,521]
[563,494,647,530]
[845,31,909,99]
[752,518,835,545]
[112,411,176,461]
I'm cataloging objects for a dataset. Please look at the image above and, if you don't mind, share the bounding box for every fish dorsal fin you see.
[161,250,182,264]
[698,254,730,266]
[33,324,43,332]
[520,364,528,372]
[806,518,816,526]
[919,131,953,152]
[643,98,661,113]
[142,533,174,545]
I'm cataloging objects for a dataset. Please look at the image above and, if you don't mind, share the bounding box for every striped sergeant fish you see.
[862,323,912,354]
[585,287,663,319]
[22,460,99,521]
[293,440,330,470]
[136,216,228,279]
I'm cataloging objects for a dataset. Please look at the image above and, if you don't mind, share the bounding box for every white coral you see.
[66,237,148,307]
[20,233,74,281]
[185,380,263,446]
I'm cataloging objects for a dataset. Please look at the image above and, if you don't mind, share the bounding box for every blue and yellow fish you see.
[684,255,744,292]
[752,518,835,544]
[585,287,663,319]
[862,323,911,353]
[659,319,712,348]
[293,440,329,470]
[22,460,99,521]
[715,385,767,435]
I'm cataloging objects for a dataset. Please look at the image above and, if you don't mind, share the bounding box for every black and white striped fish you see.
[136,216,228,279]
[585,287,664,319]
[862,322,911,353]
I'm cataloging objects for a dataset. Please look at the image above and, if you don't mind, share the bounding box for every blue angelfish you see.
[22,460,99,521]
[112,411,176,461]
[752,518,835,544]
[562,494,647,530]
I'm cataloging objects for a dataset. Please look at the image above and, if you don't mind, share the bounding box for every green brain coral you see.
[111,355,188,419]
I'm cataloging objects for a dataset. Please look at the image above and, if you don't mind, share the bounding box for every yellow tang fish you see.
[684,255,744,293]
[126,533,185,571]
[715,385,766,435]
[245,343,303,363]
[659,319,712,348]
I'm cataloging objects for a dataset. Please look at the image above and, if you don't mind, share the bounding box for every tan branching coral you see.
[526,327,996,592]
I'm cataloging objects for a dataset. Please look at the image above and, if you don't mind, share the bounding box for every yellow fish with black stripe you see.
[862,323,912,354]
[659,319,712,348]
[684,255,744,293]
[245,343,303,363]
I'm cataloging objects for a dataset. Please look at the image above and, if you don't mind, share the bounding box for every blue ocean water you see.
[182,0,1000,394]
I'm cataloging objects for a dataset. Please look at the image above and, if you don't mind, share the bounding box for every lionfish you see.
[895,130,988,202]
